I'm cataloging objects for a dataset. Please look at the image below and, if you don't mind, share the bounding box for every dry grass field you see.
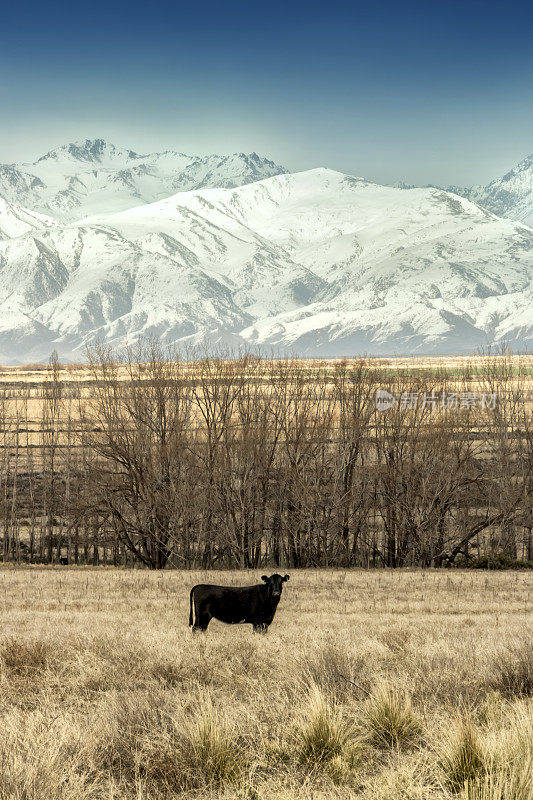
[0,567,531,799]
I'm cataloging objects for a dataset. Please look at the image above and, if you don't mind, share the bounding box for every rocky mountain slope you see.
[0,168,531,362]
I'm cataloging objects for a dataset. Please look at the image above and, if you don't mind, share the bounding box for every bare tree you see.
[78,341,195,569]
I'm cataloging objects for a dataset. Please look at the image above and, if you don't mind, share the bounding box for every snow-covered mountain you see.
[0,139,288,221]
[0,197,56,240]
[395,153,533,228]
[0,168,531,362]
[464,154,533,228]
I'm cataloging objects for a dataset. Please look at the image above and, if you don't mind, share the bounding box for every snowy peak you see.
[36,138,143,166]
[394,152,533,229]
[499,153,533,183]
[467,153,533,227]
[1,140,288,222]
[166,152,288,193]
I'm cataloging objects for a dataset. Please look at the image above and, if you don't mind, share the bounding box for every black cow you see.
[189,574,289,633]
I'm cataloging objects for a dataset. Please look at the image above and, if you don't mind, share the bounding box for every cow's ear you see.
[283,574,290,582]
[261,575,269,582]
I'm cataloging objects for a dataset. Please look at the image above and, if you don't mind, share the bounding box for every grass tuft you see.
[177,701,243,789]
[460,757,533,800]
[364,682,422,749]
[0,637,56,677]
[295,685,354,769]
[94,690,243,792]
[440,716,486,792]
[488,638,533,699]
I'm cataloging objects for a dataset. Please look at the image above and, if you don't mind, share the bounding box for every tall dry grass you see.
[0,567,530,799]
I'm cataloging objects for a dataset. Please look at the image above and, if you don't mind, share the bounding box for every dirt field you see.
[0,567,531,799]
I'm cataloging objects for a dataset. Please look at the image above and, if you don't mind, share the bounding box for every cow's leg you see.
[253,623,268,634]
[191,597,211,633]
[192,612,211,633]
[192,601,212,633]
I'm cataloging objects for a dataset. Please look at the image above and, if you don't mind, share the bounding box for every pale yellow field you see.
[0,353,531,383]
[0,567,531,799]
[0,353,531,448]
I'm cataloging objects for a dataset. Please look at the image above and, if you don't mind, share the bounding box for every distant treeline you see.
[0,344,532,569]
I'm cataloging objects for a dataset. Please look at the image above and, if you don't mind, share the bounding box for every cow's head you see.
[261,573,289,598]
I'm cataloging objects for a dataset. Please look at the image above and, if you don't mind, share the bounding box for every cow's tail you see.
[189,586,195,627]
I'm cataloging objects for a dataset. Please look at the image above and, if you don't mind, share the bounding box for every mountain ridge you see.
[0,139,289,222]
[0,166,530,362]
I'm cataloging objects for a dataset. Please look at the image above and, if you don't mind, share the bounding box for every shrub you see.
[460,554,533,570]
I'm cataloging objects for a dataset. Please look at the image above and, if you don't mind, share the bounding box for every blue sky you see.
[1,0,532,185]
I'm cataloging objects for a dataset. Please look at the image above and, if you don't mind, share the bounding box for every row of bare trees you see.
[0,344,531,569]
